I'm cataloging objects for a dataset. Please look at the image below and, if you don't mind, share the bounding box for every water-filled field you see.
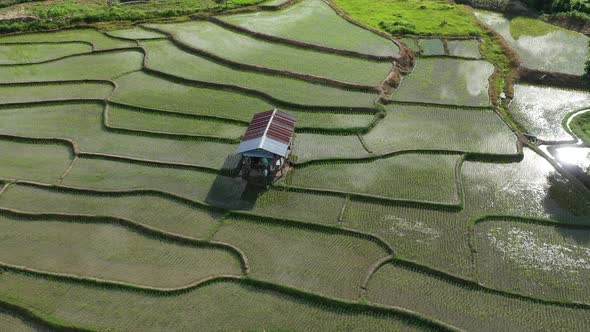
[0,0,588,330]
[509,84,590,141]
[475,11,589,75]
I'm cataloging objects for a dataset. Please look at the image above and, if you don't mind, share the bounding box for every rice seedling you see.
[0,183,224,239]
[0,81,113,104]
[0,272,433,331]
[0,102,239,169]
[0,138,72,183]
[213,215,389,299]
[362,104,517,156]
[0,42,92,64]
[141,39,379,108]
[286,153,461,204]
[147,21,392,86]
[220,0,400,57]
[0,212,242,288]
[0,28,136,50]
[0,50,143,83]
[475,219,590,303]
[367,262,590,331]
[391,58,494,107]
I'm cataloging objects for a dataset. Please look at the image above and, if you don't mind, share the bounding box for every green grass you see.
[0,102,239,170]
[475,10,590,75]
[146,21,392,86]
[108,103,246,139]
[0,0,264,34]
[475,219,590,304]
[0,272,433,331]
[141,39,379,108]
[362,104,517,156]
[0,139,72,183]
[391,58,494,107]
[0,183,224,240]
[285,153,461,204]
[0,81,113,104]
[508,84,590,141]
[0,42,92,64]
[570,111,590,143]
[220,0,399,57]
[213,216,389,299]
[0,212,242,288]
[367,262,590,331]
[447,39,481,59]
[0,28,136,50]
[0,50,143,83]
[333,0,484,36]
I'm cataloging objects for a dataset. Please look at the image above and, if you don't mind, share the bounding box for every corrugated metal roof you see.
[237,109,297,157]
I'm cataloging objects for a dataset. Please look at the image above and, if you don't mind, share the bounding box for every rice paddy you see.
[0,0,589,329]
[391,58,494,106]
[475,10,590,76]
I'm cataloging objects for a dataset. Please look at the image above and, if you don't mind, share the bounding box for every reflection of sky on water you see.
[463,148,589,223]
[555,147,590,172]
[509,85,590,141]
[475,11,589,75]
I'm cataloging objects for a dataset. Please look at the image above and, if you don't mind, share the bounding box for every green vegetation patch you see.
[362,104,517,156]
[141,40,378,108]
[147,21,392,86]
[221,0,399,57]
[294,111,376,132]
[418,39,444,56]
[0,272,431,331]
[333,0,484,36]
[391,58,494,107]
[367,262,590,331]
[508,84,590,141]
[286,153,461,204]
[106,27,165,40]
[0,42,91,64]
[475,10,590,76]
[447,39,481,59]
[0,138,72,183]
[292,133,371,163]
[475,219,590,303]
[0,50,143,83]
[213,216,388,299]
[0,28,135,50]
[0,212,242,288]
[0,102,239,170]
[108,104,245,139]
[570,110,590,144]
[0,81,113,104]
[0,183,224,240]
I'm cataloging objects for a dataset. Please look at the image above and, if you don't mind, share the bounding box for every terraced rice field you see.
[0,0,589,330]
[475,10,590,76]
